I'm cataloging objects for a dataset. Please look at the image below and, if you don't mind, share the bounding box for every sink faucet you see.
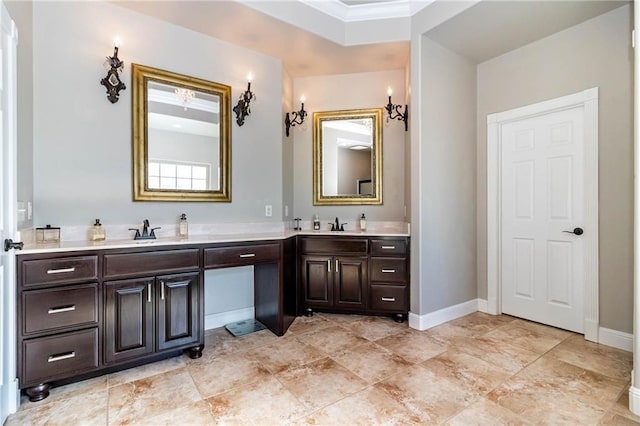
[330,217,346,232]
[129,219,161,240]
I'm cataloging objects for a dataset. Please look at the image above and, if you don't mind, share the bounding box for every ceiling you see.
[114,0,630,78]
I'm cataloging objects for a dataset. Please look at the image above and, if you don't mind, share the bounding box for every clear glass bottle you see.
[90,219,106,241]
[313,214,320,230]
[359,213,367,231]
[179,213,188,237]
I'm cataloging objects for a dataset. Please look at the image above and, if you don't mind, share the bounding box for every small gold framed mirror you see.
[313,108,382,205]
[132,64,231,201]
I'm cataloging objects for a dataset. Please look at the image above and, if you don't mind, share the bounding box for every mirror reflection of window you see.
[321,118,373,196]
[146,81,220,191]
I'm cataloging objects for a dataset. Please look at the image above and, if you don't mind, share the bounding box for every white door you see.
[500,106,585,333]
[0,2,18,421]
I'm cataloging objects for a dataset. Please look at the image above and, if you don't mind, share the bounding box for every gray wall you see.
[337,148,371,194]
[31,1,284,227]
[417,36,478,314]
[282,69,294,222]
[476,5,633,333]
[292,70,406,225]
[6,1,33,230]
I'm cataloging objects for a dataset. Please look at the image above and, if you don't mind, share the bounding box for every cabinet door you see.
[157,272,200,351]
[104,278,154,363]
[301,255,333,308]
[334,256,367,309]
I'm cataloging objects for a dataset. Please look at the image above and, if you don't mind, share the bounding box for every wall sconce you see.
[285,95,307,137]
[233,74,256,126]
[385,87,408,131]
[100,39,126,104]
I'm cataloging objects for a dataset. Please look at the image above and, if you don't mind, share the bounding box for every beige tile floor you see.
[6,312,636,425]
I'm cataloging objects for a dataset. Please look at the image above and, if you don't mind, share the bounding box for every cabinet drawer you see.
[370,285,407,312]
[22,256,98,288]
[370,258,407,283]
[22,328,99,386]
[103,249,199,278]
[370,239,408,256]
[23,284,98,334]
[205,243,280,268]
[299,237,368,255]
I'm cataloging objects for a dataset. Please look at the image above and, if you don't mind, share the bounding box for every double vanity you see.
[15,228,409,402]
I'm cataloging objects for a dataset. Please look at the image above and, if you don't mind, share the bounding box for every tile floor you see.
[6,312,636,425]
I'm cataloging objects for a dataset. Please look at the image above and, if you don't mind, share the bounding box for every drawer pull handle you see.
[147,283,152,303]
[239,253,256,258]
[47,351,75,363]
[161,281,165,300]
[327,260,331,273]
[381,246,396,250]
[335,259,339,271]
[382,269,396,273]
[46,267,76,275]
[381,297,396,302]
[48,305,76,314]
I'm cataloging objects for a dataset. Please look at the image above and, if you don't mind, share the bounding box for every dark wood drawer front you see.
[370,285,407,312]
[370,258,407,283]
[22,256,98,288]
[370,239,408,256]
[103,249,199,278]
[22,328,99,386]
[23,284,98,334]
[300,238,368,255]
[205,243,280,268]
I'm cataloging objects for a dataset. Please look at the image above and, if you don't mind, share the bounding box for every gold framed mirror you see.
[313,108,383,205]
[132,64,231,201]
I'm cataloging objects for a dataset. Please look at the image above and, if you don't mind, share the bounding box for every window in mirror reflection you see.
[321,118,374,196]
[146,81,221,191]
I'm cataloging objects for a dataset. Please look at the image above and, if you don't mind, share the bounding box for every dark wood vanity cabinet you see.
[104,272,200,363]
[17,247,205,402]
[301,255,368,310]
[299,236,409,320]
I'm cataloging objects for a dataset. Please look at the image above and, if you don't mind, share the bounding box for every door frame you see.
[486,87,599,342]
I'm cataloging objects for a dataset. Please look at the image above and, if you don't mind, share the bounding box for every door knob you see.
[4,238,24,252]
[562,227,584,236]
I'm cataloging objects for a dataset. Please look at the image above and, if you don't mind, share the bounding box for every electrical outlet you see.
[284,205,289,217]
[265,205,272,217]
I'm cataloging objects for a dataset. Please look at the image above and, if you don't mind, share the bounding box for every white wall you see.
[32,1,284,227]
[416,36,478,314]
[476,5,633,333]
[292,69,406,225]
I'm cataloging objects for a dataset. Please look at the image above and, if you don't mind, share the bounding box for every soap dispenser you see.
[359,213,367,231]
[179,213,188,237]
[313,214,321,231]
[90,219,106,241]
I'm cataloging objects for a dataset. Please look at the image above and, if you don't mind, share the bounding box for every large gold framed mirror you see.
[132,64,231,201]
[313,108,382,205]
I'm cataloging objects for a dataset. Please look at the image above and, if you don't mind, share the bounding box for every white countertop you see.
[18,225,410,255]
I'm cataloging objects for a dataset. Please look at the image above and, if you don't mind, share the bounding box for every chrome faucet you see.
[129,219,161,240]
[330,217,346,232]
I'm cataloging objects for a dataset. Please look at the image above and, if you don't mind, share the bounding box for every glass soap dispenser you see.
[179,213,188,237]
[90,219,106,241]
[359,213,367,231]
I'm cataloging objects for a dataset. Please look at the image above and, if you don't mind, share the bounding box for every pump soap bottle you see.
[90,219,106,241]
[179,213,188,237]
[313,214,321,231]
[359,213,367,231]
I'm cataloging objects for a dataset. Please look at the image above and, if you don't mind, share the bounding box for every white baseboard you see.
[598,327,632,352]
[477,299,489,313]
[408,299,480,331]
[629,386,640,415]
[205,307,255,330]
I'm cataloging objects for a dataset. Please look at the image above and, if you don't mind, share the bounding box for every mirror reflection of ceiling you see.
[147,81,220,138]
[113,0,628,77]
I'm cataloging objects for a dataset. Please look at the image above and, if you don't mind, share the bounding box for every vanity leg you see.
[304,308,314,317]
[25,383,50,402]
[186,344,204,359]
[393,313,405,323]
